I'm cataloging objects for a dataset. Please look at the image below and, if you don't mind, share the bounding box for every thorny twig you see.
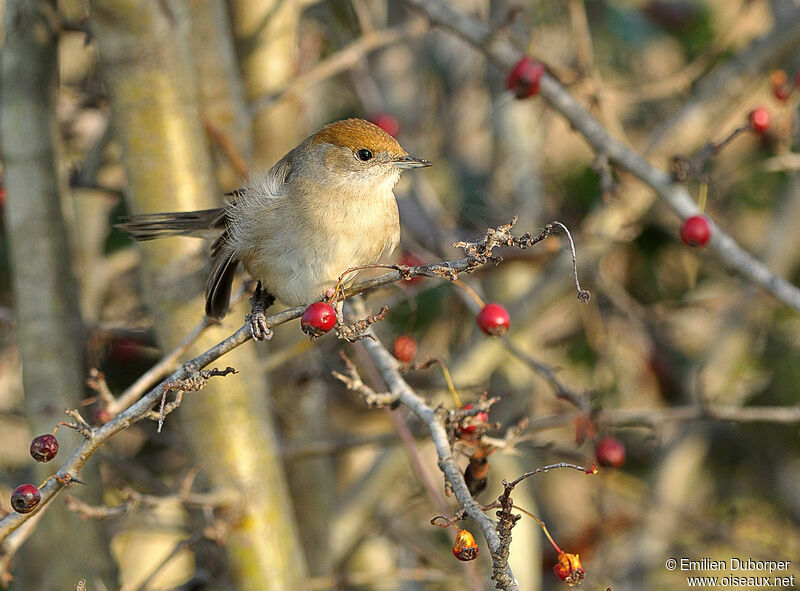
[155,367,238,432]
[57,410,94,439]
[336,305,389,342]
[453,218,590,303]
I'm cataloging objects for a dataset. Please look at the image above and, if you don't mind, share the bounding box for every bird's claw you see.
[248,312,273,341]
[247,281,275,341]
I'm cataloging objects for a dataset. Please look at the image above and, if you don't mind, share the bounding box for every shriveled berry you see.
[301,302,336,338]
[458,403,489,436]
[370,114,400,137]
[11,484,41,514]
[554,551,585,585]
[680,215,711,247]
[595,436,626,467]
[476,303,510,336]
[392,335,418,363]
[452,529,479,561]
[748,107,770,134]
[30,433,59,462]
[506,56,545,99]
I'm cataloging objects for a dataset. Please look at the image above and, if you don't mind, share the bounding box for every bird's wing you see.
[205,230,239,319]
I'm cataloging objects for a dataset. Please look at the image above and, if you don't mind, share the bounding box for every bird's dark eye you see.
[356,148,373,162]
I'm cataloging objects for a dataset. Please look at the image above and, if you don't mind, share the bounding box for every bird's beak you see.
[393,154,432,169]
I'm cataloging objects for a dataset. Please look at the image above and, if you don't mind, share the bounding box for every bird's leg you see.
[247,281,275,341]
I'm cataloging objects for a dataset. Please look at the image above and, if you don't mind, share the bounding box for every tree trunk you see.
[89,0,308,588]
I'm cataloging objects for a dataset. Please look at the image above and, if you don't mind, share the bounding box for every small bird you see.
[119,118,431,340]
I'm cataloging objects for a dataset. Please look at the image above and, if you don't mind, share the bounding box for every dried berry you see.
[553,551,585,586]
[452,529,479,561]
[11,484,41,514]
[30,433,59,463]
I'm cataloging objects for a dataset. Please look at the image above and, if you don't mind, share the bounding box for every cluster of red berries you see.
[9,433,61,514]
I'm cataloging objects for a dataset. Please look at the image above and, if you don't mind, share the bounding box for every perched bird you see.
[118,118,431,339]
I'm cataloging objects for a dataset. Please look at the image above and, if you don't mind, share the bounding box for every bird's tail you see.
[117,208,226,241]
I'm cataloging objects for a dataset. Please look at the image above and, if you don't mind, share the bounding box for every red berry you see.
[506,56,545,99]
[92,408,112,425]
[773,85,791,102]
[398,252,424,285]
[110,337,145,364]
[11,484,41,514]
[476,303,510,336]
[30,433,59,462]
[301,302,336,338]
[595,436,626,467]
[370,114,400,137]
[458,403,489,436]
[680,215,711,247]
[452,529,479,561]
[748,107,770,134]
[0,185,6,207]
[392,335,418,363]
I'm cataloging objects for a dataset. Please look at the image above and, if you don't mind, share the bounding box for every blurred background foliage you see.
[1,0,799,589]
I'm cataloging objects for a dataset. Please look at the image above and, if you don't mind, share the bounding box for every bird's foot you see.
[247,281,275,341]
